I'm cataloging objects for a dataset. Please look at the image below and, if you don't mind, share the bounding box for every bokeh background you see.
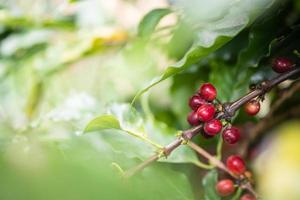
[0,0,300,200]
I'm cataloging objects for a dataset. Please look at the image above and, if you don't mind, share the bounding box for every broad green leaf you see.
[138,8,172,38]
[209,61,252,102]
[0,135,194,200]
[131,164,194,200]
[202,170,221,200]
[132,0,277,103]
[132,36,231,103]
[237,0,288,68]
[84,115,121,132]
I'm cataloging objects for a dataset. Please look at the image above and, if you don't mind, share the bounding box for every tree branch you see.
[125,67,300,177]
[239,81,300,157]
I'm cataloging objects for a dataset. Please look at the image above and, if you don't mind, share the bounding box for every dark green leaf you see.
[209,61,252,102]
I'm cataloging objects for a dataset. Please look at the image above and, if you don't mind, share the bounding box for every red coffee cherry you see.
[189,94,206,110]
[201,131,214,139]
[222,126,241,144]
[196,104,216,122]
[244,99,260,116]
[187,111,200,126]
[204,119,222,136]
[272,57,295,73]
[240,194,256,200]
[215,179,235,197]
[226,155,246,175]
[199,83,217,101]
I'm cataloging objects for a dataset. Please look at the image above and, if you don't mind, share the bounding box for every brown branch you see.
[239,81,300,156]
[125,67,300,177]
[187,141,234,177]
[188,141,260,198]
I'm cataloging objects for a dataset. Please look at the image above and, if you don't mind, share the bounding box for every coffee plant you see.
[1,0,300,200]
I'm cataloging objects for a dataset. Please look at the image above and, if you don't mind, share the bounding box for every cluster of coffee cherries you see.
[187,83,241,144]
[216,155,256,200]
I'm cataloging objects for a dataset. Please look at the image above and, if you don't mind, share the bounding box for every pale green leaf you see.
[138,8,172,38]
[84,115,121,132]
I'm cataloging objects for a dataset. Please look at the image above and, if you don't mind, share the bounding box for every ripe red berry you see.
[240,194,256,200]
[215,179,235,197]
[244,100,260,116]
[189,94,206,110]
[226,155,246,175]
[272,57,295,73]
[204,119,222,136]
[196,104,216,122]
[199,83,217,101]
[222,127,241,144]
[201,131,214,139]
[187,111,200,126]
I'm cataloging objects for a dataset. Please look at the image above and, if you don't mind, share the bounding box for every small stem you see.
[241,182,260,199]
[187,141,237,178]
[216,135,223,160]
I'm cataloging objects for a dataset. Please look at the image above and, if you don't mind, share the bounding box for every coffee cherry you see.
[244,100,260,116]
[199,83,217,101]
[189,94,206,110]
[272,57,295,73]
[240,194,256,200]
[200,131,214,139]
[215,179,235,197]
[187,111,200,126]
[196,104,216,122]
[204,119,222,136]
[222,127,241,144]
[226,155,246,175]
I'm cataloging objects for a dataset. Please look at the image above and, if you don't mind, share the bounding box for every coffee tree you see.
[85,0,300,199]
[0,0,300,200]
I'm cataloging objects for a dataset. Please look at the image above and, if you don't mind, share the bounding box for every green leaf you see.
[132,36,231,103]
[132,0,277,103]
[237,1,288,68]
[84,115,121,132]
[229,187,242,200]
[84,104,204,166]
[209,61,252,102]
[131,164,194,200]
[202,170,221,200]
[84,104,162,149]
[138,8,172,38]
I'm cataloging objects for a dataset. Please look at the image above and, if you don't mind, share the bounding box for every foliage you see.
[0,0,300,200]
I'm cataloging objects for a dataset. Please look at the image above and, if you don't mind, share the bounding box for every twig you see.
[124,154,160,178]
[239,81,300,156]
[187,141,234,177]
[188,141,260,198]
[125,67,300,177]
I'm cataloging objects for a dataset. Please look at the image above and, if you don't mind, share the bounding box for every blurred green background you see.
[0,0,300,200]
